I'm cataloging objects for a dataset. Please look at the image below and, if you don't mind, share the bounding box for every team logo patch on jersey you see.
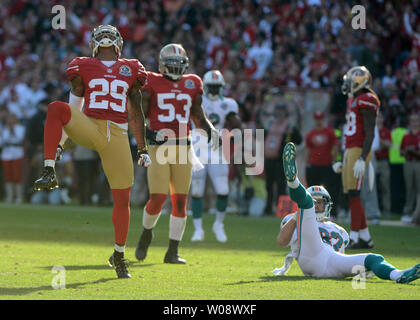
[107,69,112,73]
[185,79,195,89]
[119,65,132,76]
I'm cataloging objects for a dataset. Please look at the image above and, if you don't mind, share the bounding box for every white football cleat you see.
[212,222,227,243]
[191,229,204,242]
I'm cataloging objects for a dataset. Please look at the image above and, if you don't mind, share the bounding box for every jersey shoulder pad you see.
[184,73,204,92]
[66,57,90,80]
[223,97,239,114]
[120,59,148,86]
[357,92,380,110]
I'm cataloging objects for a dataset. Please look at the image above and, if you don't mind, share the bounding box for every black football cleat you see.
[135,229,153,261]
[109,253,131,279]
[34,166,59,191]
[164,252,186,264]
[347,238,374,250]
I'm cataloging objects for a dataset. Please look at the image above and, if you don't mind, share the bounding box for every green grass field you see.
[0,202,419,300]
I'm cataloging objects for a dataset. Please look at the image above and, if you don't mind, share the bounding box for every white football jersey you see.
[202,95,239,130]
[286,217,349,258]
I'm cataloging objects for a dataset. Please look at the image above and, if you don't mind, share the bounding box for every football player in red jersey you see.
[332,66,380,249]
[33,25,151,278]
[134,43,218,264]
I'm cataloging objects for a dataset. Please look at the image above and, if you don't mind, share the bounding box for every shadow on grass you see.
[226,275,389,285]
[0,277,117,296]
[37,262,157,271]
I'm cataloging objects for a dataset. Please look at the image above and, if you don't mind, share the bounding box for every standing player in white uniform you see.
[190,70,242,242]
[273,142,420,283]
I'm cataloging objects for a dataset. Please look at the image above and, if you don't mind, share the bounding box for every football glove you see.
[353,157,366,179]
[332,161,342,174]
[208,127,220,151]
[56,145,64,161]
[137,146,152,167]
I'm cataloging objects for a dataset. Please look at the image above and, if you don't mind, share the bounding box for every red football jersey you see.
[343,91,380,149]
[66,57,147,124]
[305,127,337,166]
[144,72,203,137]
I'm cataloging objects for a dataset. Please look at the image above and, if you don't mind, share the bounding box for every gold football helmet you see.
[341,66,372,97]
[90,25,123,58]
[159,43,189,80]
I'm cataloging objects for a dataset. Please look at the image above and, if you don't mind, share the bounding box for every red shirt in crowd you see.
[305,127,337,166]
[400,130,420,161]
[375,126,392,160]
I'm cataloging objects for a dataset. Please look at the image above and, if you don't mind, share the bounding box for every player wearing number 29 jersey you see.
[134,43,218,265]
[33,25,150,279]
[66,57,146,124]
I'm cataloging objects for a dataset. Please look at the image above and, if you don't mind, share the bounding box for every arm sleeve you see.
[69,92,84,110]
[357,93,379,112]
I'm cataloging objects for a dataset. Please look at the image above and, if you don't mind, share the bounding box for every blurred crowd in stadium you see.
[0,0,419,225]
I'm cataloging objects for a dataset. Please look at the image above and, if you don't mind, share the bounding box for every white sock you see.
[287,177,300,189]
[114,244,125,253]
[169,215,187,241]
[390,269,403,281]
[44,159,55,168]
[350,231,359,242]
[359,228,371,241]
[215,211,226,225]
[193,218,203,232]
[143,207,161,229]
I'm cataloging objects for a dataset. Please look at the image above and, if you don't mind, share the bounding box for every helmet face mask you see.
[90,25,123,58]
[307,186,332,222]
[203,70,225,100]
[159,44,189,81]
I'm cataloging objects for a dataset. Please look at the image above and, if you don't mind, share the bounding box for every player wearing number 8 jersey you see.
[332,66,380,249]
[33,25,150,279]
[135,43,218,264]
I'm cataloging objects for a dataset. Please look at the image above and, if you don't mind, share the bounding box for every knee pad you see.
[171,194,188,218]
[145,193,167,215]
[191,174,206,198]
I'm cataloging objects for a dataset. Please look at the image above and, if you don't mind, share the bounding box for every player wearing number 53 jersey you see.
[332,66,380,250]
[273,143,420,284]
[135,44,218,264]
[33,25,151,279]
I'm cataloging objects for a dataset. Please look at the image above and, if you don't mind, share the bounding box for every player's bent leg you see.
[34,101,72,191]
[165,194,188,264]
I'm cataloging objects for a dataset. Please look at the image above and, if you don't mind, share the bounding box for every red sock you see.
[171,194,188,218]
[145,193,167,215]
[44,101,71,159]
[349,196,367,231]
[111,187,131,246]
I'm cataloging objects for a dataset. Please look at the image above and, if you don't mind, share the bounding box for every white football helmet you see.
[159,43,189,81]
[203,70,225,100]
[341,66,372,97]
[307,186,332,221]
[89,25,123,58]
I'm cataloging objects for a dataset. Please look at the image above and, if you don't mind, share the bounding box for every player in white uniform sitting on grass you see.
[190,70,242,242]
[273,142,420,283]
